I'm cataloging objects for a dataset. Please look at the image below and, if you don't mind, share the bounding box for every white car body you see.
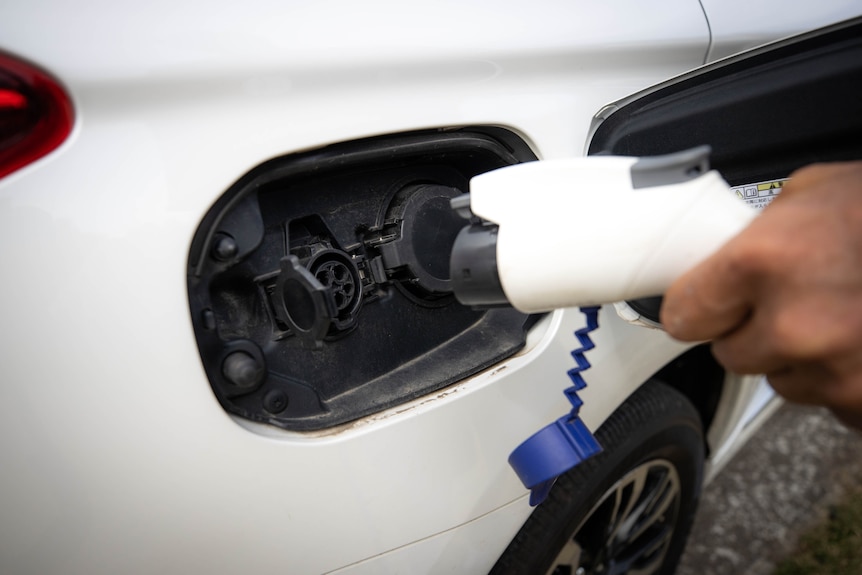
[1,2,859,574]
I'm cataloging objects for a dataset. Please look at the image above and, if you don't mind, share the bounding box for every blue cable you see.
[508,306,603,506]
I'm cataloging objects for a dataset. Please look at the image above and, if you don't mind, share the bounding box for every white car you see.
[1,2,860,574]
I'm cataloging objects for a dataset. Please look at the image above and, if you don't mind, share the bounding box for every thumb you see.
[660,242,755,341]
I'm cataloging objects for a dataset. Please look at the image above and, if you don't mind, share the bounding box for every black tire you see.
[490,380,704,575]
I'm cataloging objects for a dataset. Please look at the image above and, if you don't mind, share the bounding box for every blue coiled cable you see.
[508,306,603,505]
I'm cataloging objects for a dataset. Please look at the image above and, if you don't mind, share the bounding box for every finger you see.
[782,162,862,199]
[709,291,862,376]
[830,408,862,431]
[661,241,755,342]
[765,363,832,405]
[766,354,862,412]
[709,310,791,375]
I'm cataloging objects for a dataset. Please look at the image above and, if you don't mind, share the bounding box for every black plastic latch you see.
[272,255,337,349]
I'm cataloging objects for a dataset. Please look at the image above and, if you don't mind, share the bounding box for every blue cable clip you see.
[508,306,603,506]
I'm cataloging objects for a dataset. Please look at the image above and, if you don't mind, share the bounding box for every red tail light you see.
[0,51,74,180]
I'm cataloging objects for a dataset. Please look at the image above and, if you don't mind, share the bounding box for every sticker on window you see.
[730,178,787,210]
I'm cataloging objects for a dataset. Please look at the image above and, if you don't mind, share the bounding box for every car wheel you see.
[491,380,704,575]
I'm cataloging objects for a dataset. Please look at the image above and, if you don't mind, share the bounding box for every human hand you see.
[660,162,862,428]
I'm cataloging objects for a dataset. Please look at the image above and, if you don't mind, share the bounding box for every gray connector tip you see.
[449,194,474,220]
[630,145,712,189]
[449,223,509,307]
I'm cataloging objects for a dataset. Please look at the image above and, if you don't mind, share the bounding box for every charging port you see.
[187,128,539,430]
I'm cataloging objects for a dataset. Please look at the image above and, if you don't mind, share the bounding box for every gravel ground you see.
[677,402,862,575]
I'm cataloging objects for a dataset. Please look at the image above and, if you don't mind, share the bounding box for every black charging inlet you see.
[377,183,466,299]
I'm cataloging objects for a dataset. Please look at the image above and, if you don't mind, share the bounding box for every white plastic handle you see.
[468,157,756,313]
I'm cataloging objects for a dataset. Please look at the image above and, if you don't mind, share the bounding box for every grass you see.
[773,487,862,575]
